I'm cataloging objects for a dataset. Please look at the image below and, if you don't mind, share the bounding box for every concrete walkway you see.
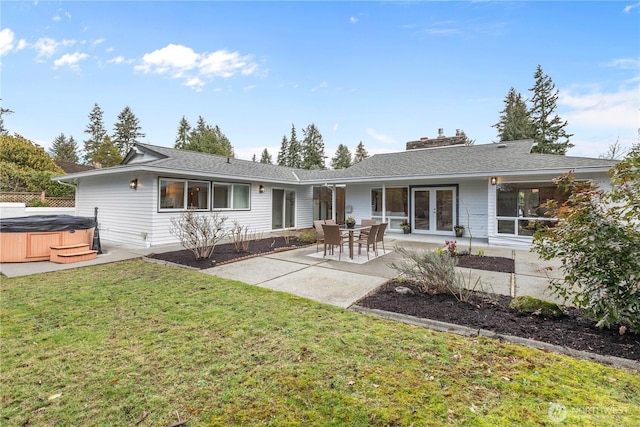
[0,235,564,308]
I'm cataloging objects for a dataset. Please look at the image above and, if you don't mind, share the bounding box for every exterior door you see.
[411,187,456,234]
[272,189,296,230]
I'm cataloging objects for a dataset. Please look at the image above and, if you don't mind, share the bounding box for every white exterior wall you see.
[75,173,155,248]
[458,180,489,239]
[296,186,314,229]
[0,203,75,219]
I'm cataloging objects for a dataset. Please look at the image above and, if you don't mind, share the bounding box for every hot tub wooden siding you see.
[0,228,94,263]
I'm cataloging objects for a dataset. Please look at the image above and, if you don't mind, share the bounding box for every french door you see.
[411,187,456,234]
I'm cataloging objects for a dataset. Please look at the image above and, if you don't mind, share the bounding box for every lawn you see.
[1,260,639,426]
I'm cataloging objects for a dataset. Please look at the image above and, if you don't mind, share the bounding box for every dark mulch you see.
[148,237,310,269]
[456,254,514,273]
[357,281,640,361]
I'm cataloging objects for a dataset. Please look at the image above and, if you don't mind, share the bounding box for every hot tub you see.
[0,215,96,263]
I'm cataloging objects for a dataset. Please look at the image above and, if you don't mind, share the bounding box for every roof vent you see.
[497,144,507,148]
[226,157,231,164]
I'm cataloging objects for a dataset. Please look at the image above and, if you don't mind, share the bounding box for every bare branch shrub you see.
[389,246,458,294]
[230,220,251,253]
[169,209,228,260]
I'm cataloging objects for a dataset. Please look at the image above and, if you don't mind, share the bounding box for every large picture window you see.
[160,179,209,211]
[371,187,409,230]
[213,182,250,210]
[496,183,568,236]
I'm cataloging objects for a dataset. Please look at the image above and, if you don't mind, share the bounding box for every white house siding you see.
[296,186,314,230]
[458,180,489,239]
[75,172,155,247]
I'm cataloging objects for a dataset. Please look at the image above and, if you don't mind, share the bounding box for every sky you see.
[1,1,639,164]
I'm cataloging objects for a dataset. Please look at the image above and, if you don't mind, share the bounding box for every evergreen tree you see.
[459,130,475,146]
[48,133,79,163]
[112,106,145,155]
[83,103,107,165]
[287,123,302,168]
[301,123,326,169]
[331,144,352,169]
[493,87,533,142]
[92,135,123,168]
[175,116,191,149]
[177,116,234,157]
[353,141,369,164]
[260,148,273,164]
[529,65,573,154]
[277,135,289,166]
[252,153,257,162]
[0,99,13,135]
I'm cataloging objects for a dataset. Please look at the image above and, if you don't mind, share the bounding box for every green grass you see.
[1,260,639,426]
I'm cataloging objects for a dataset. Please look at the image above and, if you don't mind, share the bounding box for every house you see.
[54,137,616,248]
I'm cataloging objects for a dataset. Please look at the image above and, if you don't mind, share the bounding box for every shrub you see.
[230,220,251,253]
[533,146,640,333]
[509,296,565,319]
[296,229,317,244]
[389,247,458,294]
[169,210,228,260]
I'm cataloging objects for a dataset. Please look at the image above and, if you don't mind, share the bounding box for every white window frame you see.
[212,182,251,211]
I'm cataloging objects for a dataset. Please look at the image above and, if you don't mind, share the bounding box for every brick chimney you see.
[406,129,466,150]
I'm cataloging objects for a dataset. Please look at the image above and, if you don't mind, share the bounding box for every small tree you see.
[331,144,352,169]
[260,148,273,164]
[92,135,123,168]
[532,146,640,333]
[49,133,80,163]
[83,103,108,164]
[353,141,369,164]
[277,135,289,166]
[169,210,229,260]
[112,106,145,155]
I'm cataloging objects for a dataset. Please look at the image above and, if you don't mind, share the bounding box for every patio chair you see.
[322,224,348,261]
[374,222,387,256]
[358,219,377,239]
[355,224,380,260]
[324,219,337,225]
[313,220,326,253]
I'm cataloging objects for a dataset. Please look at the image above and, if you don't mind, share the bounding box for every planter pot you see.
[403,228,410,234]
[346,223,355,229]
[454,228,464,237]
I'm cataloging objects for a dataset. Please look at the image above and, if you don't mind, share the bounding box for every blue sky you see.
[1,1,638,163]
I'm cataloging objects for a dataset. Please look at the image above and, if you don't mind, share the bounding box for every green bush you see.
[533,146,640,333]
[296,229,317,244]
[509,296,564,318]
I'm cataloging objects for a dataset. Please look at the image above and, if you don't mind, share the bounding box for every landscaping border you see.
[350,305,640,372]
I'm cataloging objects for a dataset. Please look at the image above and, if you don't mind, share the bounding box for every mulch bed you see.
[148,237,310,269]
[356,281,640,361]
[150,240,638,362]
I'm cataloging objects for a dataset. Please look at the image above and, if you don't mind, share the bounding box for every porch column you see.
[381,184,386,223]
[331,185,336,222]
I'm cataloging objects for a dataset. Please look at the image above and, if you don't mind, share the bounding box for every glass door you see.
[411,187,456,234]
[272,189,296,230]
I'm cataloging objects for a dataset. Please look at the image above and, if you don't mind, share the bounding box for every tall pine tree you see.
[277,135,289,166]
[175,116,234,157]
[175,116,191,149]
[287,123,302,168]
[112,106,145,155]
[529,65,573,154]
[493,87,533,142]
[92,135,123,168]
[301,123,326,169]
[353,141,369,164]
[331,144,352,169]
[49,133,79,163]
[83,103,107,165]
[260,148,273,164]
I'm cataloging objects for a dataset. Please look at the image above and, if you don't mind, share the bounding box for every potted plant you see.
[345,217,356,229]
[454,225,464,237]
[401,220,410,234]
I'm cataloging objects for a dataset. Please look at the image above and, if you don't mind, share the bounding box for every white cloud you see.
[135,44,257,89]
[16,39,27,51]
[311,81,328,91]
[0,28,15,56]
[52,14,61,22]
[366,128,397,144]
[53,52,88,70]
[604,57,640,69]
[108,55,126,64]
[333,123,339,131]
[243,84,256,91]
[350,16,358,24]
[559,85,639,129]
[33,37,75,59]
[623,2,640,13]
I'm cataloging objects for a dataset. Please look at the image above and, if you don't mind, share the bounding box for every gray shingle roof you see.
[56,140,616,184]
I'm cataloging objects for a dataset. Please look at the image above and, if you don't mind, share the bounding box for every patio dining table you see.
[339,225,371,259]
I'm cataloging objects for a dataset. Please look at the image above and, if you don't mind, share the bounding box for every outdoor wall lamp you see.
[129,179,138,190]
[258,185,265,193]
[490,177,498,185]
